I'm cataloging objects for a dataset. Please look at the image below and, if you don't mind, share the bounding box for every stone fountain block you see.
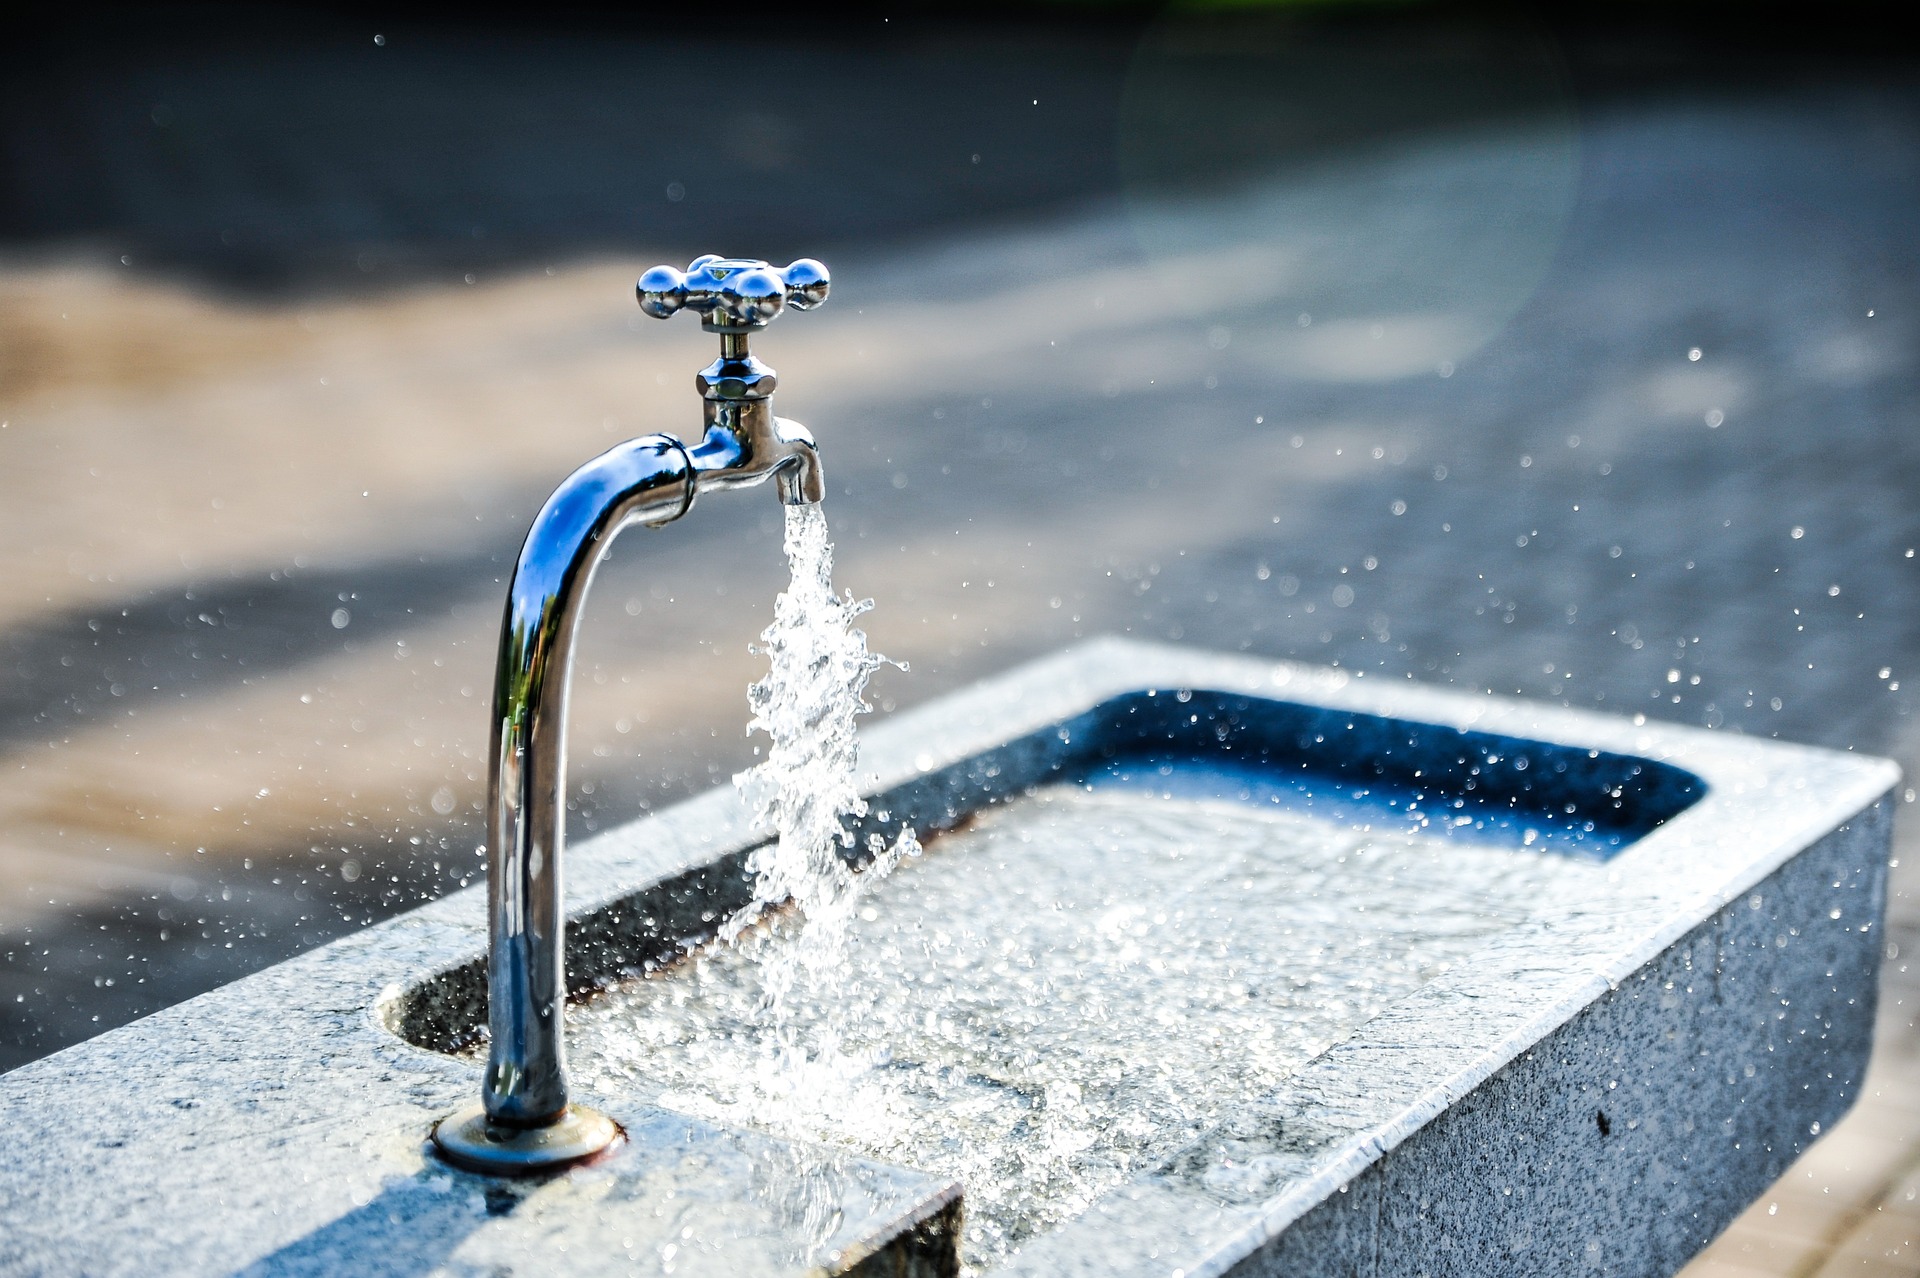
[0,638,1895,1276]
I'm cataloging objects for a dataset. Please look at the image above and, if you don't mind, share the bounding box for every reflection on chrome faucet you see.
[431,257,830,1175]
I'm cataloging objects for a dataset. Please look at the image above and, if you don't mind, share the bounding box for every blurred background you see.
[2,1,1917,1270]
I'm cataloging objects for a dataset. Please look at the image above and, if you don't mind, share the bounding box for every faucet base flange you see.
[430,1102,623,1176]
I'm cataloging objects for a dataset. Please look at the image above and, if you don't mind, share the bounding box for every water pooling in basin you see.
[569,783,1607,1272]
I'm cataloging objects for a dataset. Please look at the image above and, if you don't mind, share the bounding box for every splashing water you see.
[563,505,1599,1270]
[575,785,1600,1271]
[721,502,917,1104]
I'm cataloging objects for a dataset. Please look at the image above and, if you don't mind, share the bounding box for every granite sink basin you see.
[0,638,1895,1277]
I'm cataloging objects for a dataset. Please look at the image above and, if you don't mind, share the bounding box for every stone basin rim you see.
[375,636,1897,1273]
[0,636,1894,1278]
[379,652,1712,1057]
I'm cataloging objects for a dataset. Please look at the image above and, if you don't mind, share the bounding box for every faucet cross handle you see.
[636,256,830,330]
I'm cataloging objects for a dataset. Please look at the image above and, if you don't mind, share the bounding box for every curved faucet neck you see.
[480,435,693,1128]
[477,396,821,1129]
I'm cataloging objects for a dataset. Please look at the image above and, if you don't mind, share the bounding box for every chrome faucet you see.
[431,256,829,1175]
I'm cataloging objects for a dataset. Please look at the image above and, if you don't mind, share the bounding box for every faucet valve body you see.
[431,256,830,1175]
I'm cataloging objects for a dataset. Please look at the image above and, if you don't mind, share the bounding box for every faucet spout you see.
[773,420,825,506]
[432,256,831,1176]
[683,405,824,506]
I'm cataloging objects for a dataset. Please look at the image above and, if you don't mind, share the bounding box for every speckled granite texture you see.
[0,639,1895,1276]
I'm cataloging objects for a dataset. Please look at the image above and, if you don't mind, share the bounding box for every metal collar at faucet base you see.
[432,1103,624,1176]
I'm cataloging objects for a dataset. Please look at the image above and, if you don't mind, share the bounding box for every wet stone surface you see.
[566,784,1601,1271]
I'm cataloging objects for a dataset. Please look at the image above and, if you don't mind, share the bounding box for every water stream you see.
[712,502,916,1105]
